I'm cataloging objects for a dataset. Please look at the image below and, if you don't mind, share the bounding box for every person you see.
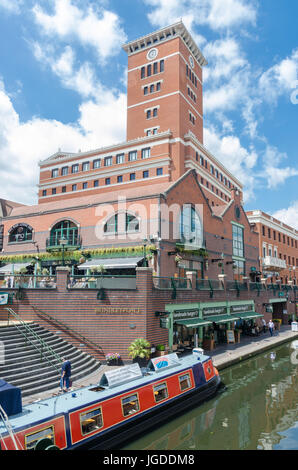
[60,357,72,392]
[262,318,266,334]
[268,319,274,337]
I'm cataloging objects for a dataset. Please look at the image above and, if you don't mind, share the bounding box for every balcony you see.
[46,234,81,252]
[263,256,287,271]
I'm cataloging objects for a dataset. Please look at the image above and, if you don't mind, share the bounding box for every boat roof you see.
[0,352,210,432]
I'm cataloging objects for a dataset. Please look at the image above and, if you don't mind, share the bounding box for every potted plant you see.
[128,338,151,367]
[202,332,215,351]
[155,344,167,356]
[105,352,121,365]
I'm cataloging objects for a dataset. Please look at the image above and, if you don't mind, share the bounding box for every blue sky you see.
[0,0,297,228]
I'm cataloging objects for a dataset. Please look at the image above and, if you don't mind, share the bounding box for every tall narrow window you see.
[128,151,137,161]
[147,64,152,76]
[153,62,158,74]
[160,60,164,72]
[141,147,151,159]
[141,67,145,79]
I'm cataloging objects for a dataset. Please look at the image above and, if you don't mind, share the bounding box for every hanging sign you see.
[230,304,254,313]
[203,306,227,316]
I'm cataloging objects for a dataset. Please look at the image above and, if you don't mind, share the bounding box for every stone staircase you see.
[0,322,101,397]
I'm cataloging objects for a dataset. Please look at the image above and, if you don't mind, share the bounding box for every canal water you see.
[122,341,298,450]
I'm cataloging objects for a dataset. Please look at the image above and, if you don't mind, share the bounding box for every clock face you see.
[147,48,158,61]
[189,55,194,68]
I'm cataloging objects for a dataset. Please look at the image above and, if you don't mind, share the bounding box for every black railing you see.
[46,234,81,250]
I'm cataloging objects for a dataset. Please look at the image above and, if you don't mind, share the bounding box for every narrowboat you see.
[0,350,222,450]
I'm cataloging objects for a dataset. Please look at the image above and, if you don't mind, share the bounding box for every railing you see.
[68,275,136,290]
[0,275,56,289]
[196,279,224,291]
[5,307,61,373]
[153,277,192,289]
[32,307,103,356]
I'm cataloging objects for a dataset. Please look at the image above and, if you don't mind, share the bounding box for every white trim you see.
[247,212,298,239]
[142,79,163,89]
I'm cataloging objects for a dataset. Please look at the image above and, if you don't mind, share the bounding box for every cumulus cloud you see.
[32,0,127,62]
[0,0,22,14]
[272,201,298,230]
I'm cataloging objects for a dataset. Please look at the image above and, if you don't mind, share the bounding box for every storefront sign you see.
[96,307,142,315]
[160,316,171,329]
[173,309,199,320]
[230,304,254,313]
[227,330,235,343]
[203,306,227,317]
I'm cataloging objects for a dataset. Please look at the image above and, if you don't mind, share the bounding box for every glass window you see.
[104,156,112,167]
[25,426,55,450]
[93,159,101,169]
[150,84,154,93]
[144,86,148,95]
[116,153,124,164]
[232,224,244,258]
[146,110,151,119]
[153,108,158,117]
[179,373,191,391]
[153,62,158,74]
[128,151,137,161]
[122,394,140,417]
[126,213,139,232]
[233,259,245,280]
[72,164,79,174]
[9,224,33,243]
[104,214,117,233]
[141,147,151,159]
[156,167,163,176]
[153,382,168,403]
[42,190,47,196]
[82,162,89,171]
[62,186,66,193]
[130,173,136,181]
[52,188,56,195]
[147,64,152,76]
[83,182,88,189]
[160,60,164,72]
[180,205,203,247]
[141,67,145,79]
[94,180,99,187]
[117,175,123,183]
[72,184,77,191]
[143,170,149,178]
[156,82,161,91]
[51,168,59,178]
[61,166,68,176]
[105,177,111,185]
[80,407,103,435]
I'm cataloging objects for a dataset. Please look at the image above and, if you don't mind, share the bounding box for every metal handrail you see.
[5,308,61,373]
[32,307,103,354]
[0,405,23,450]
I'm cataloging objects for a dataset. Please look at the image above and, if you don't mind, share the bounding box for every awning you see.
[78,257,144,270]
[236,312,264,320]
[204,314,240,324]
[0,263,31,274]
[175,318,212,328]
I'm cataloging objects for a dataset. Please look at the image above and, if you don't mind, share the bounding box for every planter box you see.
[156,350,167,356]
[202,339,215,351]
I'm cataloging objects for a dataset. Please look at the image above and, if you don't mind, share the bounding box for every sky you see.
[0,0,297,229]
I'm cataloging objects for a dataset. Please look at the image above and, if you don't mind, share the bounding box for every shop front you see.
[163,300,263,351]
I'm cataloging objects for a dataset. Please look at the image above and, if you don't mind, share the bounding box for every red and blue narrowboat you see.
[0,350,221,450]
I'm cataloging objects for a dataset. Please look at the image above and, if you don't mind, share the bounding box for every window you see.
[232,224,244,258]
[144,86,148,95]
[128,151,137,161]
[156,82,161,91]
[180,205,203,247]
[8,224,33,243]
[268,228,271,238]
[146,110,151,119]
[130,173,136,181]
[150,84,154,93]
[104,214,117,233]
[82,162,89,172]
[80,407,103,435]
[179,373,191,391]
[233,259,245,280]
[156,167,163,176]
[25,426,55,450]
[42,190,47,197]
[72,184,77,191]
[122,394,140,417]
[72,164,79,174]
[93,159,101,169]
[147,64,152,76]
[105,177,111,185]
[153,382,168,403]
[49,220,78,246]
[83,182,88,189]
[61,166,68,176]
[141,67,145,79]
[51,168,59,178]
[160,60,164,72]
[117,175,123,183]
[153,62,158,74]
[52,188,56,195]
[141,147,151,159]
[94,180,99,187]
[62,186,66,193]
[104,156,112,167]
[126,213,139,232]
[143,170,149,178]
[153,107,158,117]
[116,153,124,164]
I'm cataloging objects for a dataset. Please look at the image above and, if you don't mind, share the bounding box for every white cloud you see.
[32,0,127,62]
[0,79,126,205]
[272,201,298,230]
[0,0,22,14]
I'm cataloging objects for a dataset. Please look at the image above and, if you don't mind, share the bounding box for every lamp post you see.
[220,252,225,275]
[143,239,148,267]
[59,236,68,267]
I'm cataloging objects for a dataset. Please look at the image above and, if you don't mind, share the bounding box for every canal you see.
[122,341,298,450]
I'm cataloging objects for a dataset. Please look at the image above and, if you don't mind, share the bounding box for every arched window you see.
[103,213,139,234]
[9,224,33,243]
[180,205,203,247]
[49,220,79,246]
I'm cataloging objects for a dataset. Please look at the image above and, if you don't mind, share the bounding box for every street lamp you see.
[59,236,68,266]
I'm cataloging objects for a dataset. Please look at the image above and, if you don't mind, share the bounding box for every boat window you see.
[24,426,55,450]
[179,373,191,391]
[80,407,103,435]
[153,382,168,403]
[122,394,140,417]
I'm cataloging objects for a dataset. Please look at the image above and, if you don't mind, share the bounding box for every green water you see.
[122,341,298,450]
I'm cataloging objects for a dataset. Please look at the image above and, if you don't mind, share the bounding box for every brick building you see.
[247,210,298,286]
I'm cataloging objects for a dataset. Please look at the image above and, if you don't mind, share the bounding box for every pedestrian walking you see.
[60,357,72,392]
[268,319,274,337]
[262,318,266,334]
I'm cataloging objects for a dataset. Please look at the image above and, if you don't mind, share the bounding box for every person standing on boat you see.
[60,357,72,392]
[268,319,274,337]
